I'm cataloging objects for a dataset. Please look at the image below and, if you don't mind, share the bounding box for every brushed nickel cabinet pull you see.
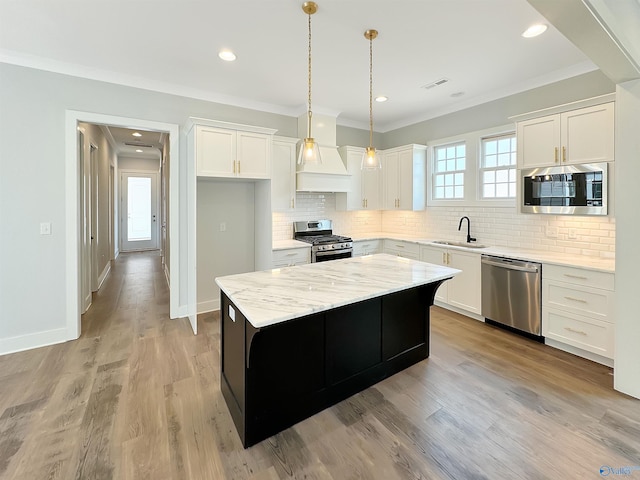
[562,146,566,163]
[565,327,587,336]
[564,296,587,303]
[233,160,236,173]
[564,274,587,280]
[554,147,558,163]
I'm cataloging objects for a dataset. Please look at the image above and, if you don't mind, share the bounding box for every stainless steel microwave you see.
[521,162,608,215]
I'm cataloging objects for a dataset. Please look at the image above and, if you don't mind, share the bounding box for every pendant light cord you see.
[307,11,313,139]
[369,34,373,148]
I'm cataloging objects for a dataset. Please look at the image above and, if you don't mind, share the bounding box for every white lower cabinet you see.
[542,264,615,361]
[272,247,310,268]
[383,240,420,260]
[420,245,482,315]
[353,239,382,257]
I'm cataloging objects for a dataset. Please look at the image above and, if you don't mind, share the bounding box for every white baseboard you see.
[433,301,484,322]
[545,338,614,367]
[0,327,71,356]
[198,298,219,314]
[97,262,111,290]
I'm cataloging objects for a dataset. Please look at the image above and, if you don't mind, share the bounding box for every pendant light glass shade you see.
[298,2,321,166]
[362,29,381,170]
[298,135,322,165]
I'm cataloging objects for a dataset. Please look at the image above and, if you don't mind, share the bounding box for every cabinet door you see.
[196,126,235,177]
[561,102,615,164]
[382,151,400,209]
[237,131,270,178]
[419,246,448,303]
[397,149,415,210]
[517,114,560,169]
[447,251,482,315]
[361,167,381,210]
[272,139,297,211]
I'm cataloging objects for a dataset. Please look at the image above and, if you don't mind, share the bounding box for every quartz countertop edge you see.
[216,253,460,329]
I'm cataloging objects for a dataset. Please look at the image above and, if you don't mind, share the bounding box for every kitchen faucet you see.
[458,216,476,243]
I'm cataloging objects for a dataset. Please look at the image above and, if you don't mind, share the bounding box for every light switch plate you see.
[40,222,51,235]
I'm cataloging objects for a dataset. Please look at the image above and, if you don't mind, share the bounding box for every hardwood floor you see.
[1,251,638,479]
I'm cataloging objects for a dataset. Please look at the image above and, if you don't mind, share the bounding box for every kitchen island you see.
[215,253,460,447]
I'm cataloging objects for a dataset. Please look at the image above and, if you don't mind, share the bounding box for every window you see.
[481,134,516,198]
[433,142,465,199]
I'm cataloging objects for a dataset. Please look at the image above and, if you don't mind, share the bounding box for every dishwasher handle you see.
[481,257,540,273]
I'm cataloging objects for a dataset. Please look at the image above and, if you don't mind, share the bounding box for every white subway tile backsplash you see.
[272,194,615,259]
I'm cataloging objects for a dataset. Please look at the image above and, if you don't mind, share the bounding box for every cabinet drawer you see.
[543,279,613,322]
[272,248,310,267]
[383,240,420,259]
[543,307,614,359]
[353,240,382,257]
[543,264,614,291]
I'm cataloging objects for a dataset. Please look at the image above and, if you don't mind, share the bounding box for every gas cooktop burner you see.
[298,234,353,246]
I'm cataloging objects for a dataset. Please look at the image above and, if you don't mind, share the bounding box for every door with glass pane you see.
[121,172,159,251]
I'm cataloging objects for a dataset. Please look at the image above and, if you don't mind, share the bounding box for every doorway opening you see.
[66,110,182,340]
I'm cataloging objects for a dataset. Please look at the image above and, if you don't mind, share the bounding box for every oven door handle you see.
[315,248,353,258]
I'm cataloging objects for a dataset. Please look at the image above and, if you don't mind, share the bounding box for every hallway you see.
[0,252,638,479]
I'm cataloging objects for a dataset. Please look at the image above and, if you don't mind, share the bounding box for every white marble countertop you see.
[272,239,310,250]
[216,253,460,329]
[343,232,614,273]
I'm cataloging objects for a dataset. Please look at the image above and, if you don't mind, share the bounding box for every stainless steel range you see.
[293,220,353,263]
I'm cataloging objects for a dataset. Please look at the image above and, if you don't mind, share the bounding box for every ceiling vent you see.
[124,142,154,148]
[421,78,449,90]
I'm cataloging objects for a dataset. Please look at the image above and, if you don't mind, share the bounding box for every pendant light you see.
[298,2,322,165]
[362,29,381,170]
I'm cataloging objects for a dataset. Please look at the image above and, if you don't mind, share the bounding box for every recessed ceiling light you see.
[218,50,237,61]
[132,132,142,137]
[522,24,548,38]
[375,96,388,102]
[135,149,143,153]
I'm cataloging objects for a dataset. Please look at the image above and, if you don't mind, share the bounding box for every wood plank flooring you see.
[1,251,638,479]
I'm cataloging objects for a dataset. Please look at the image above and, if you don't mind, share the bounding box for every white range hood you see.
[296,113,351,193]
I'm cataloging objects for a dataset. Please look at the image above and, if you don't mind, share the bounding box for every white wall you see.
[197,180,256,313]
[118,156,160,172]
[614,79,640,399]
[0,62,299,355]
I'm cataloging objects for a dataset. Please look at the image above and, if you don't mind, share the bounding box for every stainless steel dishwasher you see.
[481,255,542,338]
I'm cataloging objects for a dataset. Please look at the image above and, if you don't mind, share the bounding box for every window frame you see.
[432,141,466,201]
[427,124,516,208]
[479,133,517,200]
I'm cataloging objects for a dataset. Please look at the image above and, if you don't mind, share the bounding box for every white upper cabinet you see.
[382,145,427,211]
[336,146,381,211]
[193,121,276,179]
[516,100,615,169]
[271,136,297,211]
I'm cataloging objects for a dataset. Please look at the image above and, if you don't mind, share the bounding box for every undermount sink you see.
[432,240,488,249]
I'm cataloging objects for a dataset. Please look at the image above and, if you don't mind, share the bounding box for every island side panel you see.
[245,312,325,447]
[220,293,247,445]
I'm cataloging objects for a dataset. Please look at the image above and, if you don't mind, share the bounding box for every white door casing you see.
[65,111,183,341]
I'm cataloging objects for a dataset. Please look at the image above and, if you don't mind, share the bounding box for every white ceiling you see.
[104,126,164,160]
[0,0,598,132]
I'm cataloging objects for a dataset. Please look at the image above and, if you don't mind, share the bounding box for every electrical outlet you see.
[568,228,577,239]
[220,222,226,232]
[546,226,558,238]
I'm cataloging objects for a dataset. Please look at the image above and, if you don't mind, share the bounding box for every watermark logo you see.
[600,465,640,476]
